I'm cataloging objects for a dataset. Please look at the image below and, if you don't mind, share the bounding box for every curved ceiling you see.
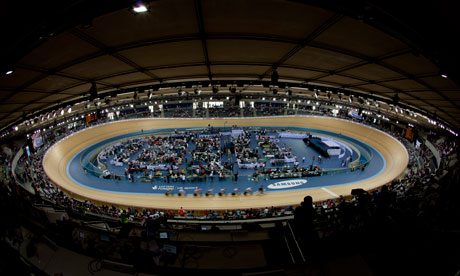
[1,0,460,131]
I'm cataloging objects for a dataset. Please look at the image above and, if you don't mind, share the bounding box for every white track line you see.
[321,187,339,198]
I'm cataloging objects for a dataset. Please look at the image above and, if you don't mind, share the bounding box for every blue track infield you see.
[67,126,386,195]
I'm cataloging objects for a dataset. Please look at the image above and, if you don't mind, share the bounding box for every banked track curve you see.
[43,116,409,210]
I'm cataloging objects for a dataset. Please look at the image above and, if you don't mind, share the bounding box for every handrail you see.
[287,221,305,263]
[168,215,294,224]
[11,148,24,181]
[423,137,441,169]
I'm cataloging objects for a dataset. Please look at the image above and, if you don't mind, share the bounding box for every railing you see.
[422,137,441,169]
[11,148,24,181]
[80,146,104,177]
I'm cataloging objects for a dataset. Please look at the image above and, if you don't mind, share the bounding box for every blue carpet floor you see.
[67,126,385,194]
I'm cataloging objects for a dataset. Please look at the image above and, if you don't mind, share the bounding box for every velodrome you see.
[43,116,409,210]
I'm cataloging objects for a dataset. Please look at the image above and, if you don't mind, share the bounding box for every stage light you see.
[441,74,448,78]
[133,3,148,13]
[147,91,152,99]
[67,107,72,113]
[5,70,13,75]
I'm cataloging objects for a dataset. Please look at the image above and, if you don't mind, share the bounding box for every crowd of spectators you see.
[1,101,457,230]
[1,100,459,276]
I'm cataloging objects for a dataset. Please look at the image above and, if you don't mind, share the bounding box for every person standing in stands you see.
[294,195,318,263]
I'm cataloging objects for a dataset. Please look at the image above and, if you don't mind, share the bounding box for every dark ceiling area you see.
[1,0,460,133]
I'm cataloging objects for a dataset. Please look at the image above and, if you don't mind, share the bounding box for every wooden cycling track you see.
[43,116,408,211]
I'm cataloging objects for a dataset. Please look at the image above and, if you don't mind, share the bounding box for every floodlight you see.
[133,4,148,13]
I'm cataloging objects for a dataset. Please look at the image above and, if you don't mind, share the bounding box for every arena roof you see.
[1,0,460,132]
